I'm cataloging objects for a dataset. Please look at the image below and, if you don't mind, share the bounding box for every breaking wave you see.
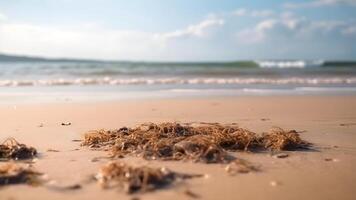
[255,60,324,68]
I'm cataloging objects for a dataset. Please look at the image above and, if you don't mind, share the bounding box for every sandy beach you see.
[1,1,356,199]
[0,96,356,200]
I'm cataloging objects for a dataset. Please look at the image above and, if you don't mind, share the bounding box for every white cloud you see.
[284,0,356,8]
[236,12,303,44]
[236,12,356,44]
[0,23,160,60]
[0,18,224,60]
[236,19,277,44]
[233,8,274,17]
[157,18,224,40]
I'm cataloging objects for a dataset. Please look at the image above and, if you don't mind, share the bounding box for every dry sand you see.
[0,96,356,200]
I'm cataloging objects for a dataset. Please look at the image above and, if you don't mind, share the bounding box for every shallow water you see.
[0,60,355,103]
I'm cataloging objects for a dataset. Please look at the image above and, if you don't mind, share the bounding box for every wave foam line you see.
[1,77,356,87]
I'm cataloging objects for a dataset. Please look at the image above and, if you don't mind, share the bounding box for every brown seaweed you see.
[262,127,311,151]
[96,161,201,193]
[82,123,311,163]
[172,135,227,163]
[0,138,37,160]
[0,163,42,186]
[83,123,260,163]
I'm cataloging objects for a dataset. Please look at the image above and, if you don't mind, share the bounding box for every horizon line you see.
[1,52,356,63]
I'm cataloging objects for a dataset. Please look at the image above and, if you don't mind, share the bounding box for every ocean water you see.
[0,60,355,103]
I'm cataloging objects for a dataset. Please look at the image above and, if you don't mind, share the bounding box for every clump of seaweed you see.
[262,127,311,151]
[0,163,42,186]
[0,138,37,160]
[82,123,311,163]
[96,161,201,193]
[83,122,260,163]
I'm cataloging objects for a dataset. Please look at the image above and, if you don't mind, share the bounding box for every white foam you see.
[256,60,323,68]
[0,76,356,87]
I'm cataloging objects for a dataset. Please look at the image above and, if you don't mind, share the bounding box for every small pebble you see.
[272,153,289,159]
[261,118,270,121]
[61,122,71,126]
[47,149,60,152]
[325,158,339,162]
[270,181,280,187]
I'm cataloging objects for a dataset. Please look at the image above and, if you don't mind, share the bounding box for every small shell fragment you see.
[270,181,280,187]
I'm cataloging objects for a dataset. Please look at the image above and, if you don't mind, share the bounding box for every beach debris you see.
[262,127,310,151]
[61,122,72,126]
[339,123,356,127]
[72,139,82,142]
[225,159,259,175]
[272,153,289,159]
[82,122,263,163]
[0,138,37,160]
[82,123,311,163]
[95,161,202,194]
[38,123,44,128]
[0,162,42,186]
[260,118,270,121]
[47,149,60,152]
[47,183,82,191]
[324,158,339,162]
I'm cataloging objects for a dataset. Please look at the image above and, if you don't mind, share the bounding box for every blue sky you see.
[0,0,355,61]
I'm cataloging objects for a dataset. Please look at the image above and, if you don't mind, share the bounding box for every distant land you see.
[0,53,355,67]
[0,53,103,63]
[0,53,260,67]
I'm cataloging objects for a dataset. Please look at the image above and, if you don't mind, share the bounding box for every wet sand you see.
[0,96,356,200]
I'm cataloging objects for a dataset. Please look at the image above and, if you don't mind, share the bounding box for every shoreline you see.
[1,88,356,105]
